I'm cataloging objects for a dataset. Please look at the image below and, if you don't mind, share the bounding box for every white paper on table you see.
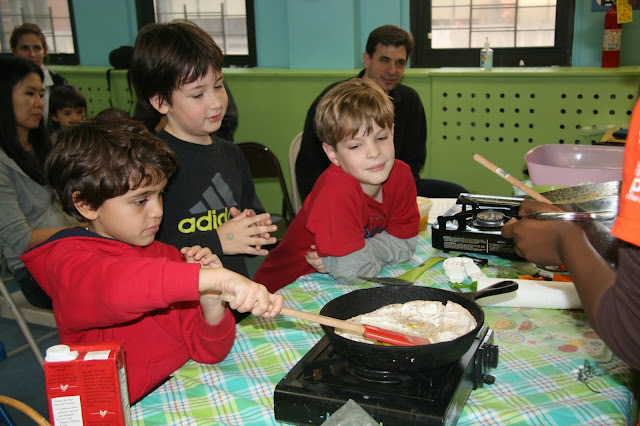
[476,276,582,309]
[427,198,458,224]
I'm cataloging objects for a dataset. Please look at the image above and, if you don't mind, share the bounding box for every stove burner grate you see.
[473,210,506,228]
[431,195,523,259]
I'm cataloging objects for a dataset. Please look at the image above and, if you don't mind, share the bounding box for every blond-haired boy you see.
[254,78,419,292]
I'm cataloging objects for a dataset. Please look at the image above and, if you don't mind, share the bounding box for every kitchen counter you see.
[131,232,637,425]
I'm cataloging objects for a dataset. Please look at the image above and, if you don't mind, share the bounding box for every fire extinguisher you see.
[602,2,622,68]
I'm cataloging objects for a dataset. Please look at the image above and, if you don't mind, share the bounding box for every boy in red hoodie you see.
[20,111,283,402]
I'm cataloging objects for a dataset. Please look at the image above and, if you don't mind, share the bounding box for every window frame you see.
[409,0,575,68]
[48,0,80,65]
[135,0,257,68]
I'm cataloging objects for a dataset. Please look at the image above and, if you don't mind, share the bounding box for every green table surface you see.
[131,232,638,425]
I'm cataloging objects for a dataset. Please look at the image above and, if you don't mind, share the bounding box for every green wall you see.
[53,66,640,214]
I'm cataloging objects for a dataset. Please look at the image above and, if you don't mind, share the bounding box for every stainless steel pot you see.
[536,181,621,266]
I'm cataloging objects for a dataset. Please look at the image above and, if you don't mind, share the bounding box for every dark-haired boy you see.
[254,78,419,293]
[130,20,275,297]
[20,112,283,402]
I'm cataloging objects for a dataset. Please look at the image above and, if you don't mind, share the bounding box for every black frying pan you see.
[319,281,517,371]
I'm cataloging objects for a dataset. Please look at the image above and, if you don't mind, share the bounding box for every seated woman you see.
[10,22,67,126]
[0,56,79,309]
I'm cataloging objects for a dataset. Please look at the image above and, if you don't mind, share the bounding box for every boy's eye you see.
[134,198,148,206]
[192,93,203,99]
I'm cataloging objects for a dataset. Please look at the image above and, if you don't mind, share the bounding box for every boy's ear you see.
[51,114,60,123]
[322,143,340,167]
[72,192,98,221]
[149,95,169,115]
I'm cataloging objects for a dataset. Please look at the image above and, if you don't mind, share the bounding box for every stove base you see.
[274,327,497,425]
[431,225,522,260]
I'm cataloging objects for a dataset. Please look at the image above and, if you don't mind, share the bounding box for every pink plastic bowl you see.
[525,144,624,186]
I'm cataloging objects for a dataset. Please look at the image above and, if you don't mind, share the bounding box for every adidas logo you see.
[178,207,231,233]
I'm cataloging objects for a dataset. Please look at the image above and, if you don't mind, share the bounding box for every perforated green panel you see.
[427,69,640,195]
[50,67,135,117]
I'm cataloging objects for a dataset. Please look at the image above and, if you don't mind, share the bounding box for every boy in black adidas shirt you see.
[131,20,277,310]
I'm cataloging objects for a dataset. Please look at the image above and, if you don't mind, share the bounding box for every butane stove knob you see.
[483,374,496,385]
[487,344,499,369]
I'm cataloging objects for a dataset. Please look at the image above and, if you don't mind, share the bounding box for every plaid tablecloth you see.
[132,234,638,425]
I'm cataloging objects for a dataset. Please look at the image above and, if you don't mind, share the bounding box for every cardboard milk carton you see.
[44,341,131,425]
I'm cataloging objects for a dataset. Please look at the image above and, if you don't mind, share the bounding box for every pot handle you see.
[528,211,615,222]
[458,280,519,301]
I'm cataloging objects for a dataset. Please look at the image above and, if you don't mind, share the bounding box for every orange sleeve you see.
[611,99,640,247]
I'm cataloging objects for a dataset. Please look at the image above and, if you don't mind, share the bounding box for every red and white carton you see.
[44,341,132,425]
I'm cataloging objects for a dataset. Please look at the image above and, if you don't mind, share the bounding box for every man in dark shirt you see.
[295,25,467,202]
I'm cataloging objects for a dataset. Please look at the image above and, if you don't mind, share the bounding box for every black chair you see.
[238,142,295,243]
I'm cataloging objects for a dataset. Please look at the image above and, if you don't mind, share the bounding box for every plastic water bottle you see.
[480,37,493,71]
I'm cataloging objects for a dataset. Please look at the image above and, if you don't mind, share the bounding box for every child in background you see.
[253,78,419,293]
[130,20,277,320]
[20,112,284,402]
[48,85,86,142]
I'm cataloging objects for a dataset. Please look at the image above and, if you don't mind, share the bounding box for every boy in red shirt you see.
[254,78,419,293]
[20,112,283,402]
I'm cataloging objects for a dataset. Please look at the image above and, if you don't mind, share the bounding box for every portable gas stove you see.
[274,326,498,425]
[431,194,524,260]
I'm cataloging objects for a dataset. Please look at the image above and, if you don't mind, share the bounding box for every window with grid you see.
[0,0,78,64]
[410,0,575,67]
[136,0,256,67]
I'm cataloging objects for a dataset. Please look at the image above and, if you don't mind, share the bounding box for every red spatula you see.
[220,293,430,346]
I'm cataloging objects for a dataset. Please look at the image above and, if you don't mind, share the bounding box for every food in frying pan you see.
[336,300,477,345]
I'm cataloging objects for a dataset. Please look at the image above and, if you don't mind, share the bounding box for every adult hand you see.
[217,208,277,255]
[502,200,578,266]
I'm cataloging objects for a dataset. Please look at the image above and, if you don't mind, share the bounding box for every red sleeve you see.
[181,305,236,364]
[306,171,367,257]
[50,243,202,332]
[612,99,640,246]
[383,160,420,239]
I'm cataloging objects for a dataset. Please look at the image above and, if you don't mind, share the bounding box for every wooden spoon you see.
[220,293,431,346]
[473,153,553,203]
